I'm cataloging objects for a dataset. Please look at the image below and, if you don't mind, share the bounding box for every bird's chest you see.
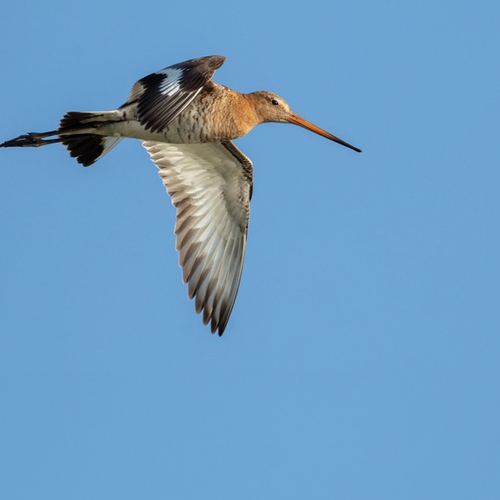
[159,93,245,144]
[159,105,216,143]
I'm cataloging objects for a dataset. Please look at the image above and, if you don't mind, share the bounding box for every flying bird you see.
[1,55,361,335]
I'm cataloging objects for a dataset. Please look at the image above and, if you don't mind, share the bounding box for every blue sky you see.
[1,1,499,499]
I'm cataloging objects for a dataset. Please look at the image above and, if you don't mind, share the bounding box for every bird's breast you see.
[159,102,220,143]
[159,87,259,144]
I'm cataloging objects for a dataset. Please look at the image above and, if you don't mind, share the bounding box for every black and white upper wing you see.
[143,140,253,336]
[122,56,226,133]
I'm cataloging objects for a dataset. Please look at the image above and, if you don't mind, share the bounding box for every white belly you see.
[98,106,218,144]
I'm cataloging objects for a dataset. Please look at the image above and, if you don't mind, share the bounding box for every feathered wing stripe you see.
[142,140,253,336]
[121,56,226,134]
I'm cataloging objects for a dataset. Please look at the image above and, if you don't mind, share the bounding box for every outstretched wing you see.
[122,55,226,133]
[143,140,253,336]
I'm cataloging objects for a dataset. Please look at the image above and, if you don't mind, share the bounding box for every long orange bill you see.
[288,112,361,153]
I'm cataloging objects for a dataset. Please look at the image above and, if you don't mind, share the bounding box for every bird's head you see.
[250,91,361,153]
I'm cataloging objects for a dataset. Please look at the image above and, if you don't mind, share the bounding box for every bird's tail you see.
[1,110,123,167]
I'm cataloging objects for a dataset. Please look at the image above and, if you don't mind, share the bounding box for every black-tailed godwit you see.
[1,55,361,335]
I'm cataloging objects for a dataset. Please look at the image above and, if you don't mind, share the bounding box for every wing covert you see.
[123,56,226,134]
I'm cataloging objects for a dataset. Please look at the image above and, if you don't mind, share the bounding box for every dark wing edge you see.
[123,55,226,134]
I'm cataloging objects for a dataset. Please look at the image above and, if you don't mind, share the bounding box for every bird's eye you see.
[271,99,279,106]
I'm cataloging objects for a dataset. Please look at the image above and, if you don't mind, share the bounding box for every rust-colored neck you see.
[235,93,266,135]
[200,84,262,140]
